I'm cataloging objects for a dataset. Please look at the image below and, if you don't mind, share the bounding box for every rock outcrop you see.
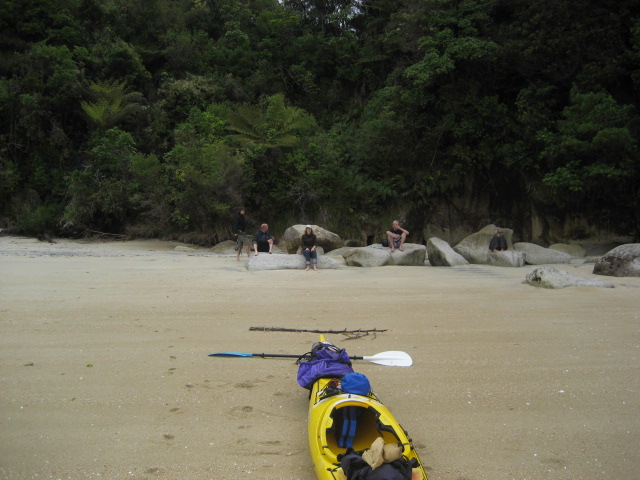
[426,237,469,266]
[593,244,640,277]
[283,225,343,254]
[524,267,614,289]
[514,242,572,265]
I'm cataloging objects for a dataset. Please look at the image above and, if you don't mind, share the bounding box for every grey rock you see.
[326,247,357,257]
[593,244,640,277]
[342,247,391,267]
[387,243,426,266]
[487,250,525,267]
[525,267,614,289]
[427,237,469,266]
[454,224,514,264]
[514,242,572,265]
[549,243,587,257]
[246,253,340,271]
[211,240,238,254]
[174,246,195,252]
[283,225,343,254]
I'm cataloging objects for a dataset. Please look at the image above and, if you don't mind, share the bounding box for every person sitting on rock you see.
[489,229,508,252]
[386,220,409,252]
[253,223,274,255]
[300,225,318,271]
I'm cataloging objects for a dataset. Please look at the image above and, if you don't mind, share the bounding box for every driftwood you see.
[249,326,387,340]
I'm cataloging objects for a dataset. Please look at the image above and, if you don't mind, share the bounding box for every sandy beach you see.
[1,235,639,480]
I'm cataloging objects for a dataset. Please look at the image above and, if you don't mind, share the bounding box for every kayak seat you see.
[338,406,361,449]
[330,406,381,452]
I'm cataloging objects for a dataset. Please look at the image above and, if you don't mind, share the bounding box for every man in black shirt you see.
[253,223,274,255]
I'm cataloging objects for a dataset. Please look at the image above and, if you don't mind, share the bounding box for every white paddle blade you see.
[363,351,413,367]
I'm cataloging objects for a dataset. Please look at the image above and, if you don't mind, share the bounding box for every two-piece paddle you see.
[208,350,412,367]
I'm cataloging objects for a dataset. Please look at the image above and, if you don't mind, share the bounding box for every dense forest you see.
[1,0,639,245]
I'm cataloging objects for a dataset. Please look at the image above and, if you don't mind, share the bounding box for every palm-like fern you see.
[80,81,144,129]
[225,94,316,149]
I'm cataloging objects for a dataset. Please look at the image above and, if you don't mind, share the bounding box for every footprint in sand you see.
[234,380,260,389]
[228,405,254,419]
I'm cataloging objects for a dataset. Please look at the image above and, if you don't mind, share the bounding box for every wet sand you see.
[1,236,639,480]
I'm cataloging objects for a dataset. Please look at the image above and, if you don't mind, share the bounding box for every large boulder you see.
[387,243,426,266]
[342,247,391,267]
[427,237,469,266]
[283,225,343,254]
[246,253,340,271]
[524,267,614,289]
[549,243,587,257]
[453,225,514,264]
[487,251,525,267]
[514,242,571,265]
[593,244,640,277]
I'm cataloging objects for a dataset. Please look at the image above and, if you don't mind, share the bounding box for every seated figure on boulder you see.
[300,225,318,271]
[253,223,274,255]
[489,229,508,252]
[386,220,409,252]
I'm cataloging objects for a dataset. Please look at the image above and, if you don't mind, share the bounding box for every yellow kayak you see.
[304,337,428,480]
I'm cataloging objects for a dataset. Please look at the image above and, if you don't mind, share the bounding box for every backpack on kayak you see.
[297,341,354,389]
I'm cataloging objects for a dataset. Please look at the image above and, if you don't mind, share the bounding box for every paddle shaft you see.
[210,352,367,360]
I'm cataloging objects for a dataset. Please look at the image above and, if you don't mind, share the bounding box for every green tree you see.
[540,89,639,231]
[164,106,248,232]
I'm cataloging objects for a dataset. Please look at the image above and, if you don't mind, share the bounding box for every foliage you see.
[1,0,639,239]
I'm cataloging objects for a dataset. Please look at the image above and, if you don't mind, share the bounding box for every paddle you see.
[209,350,412,367]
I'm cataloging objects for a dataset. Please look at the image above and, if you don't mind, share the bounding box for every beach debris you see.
[249,327,387,340]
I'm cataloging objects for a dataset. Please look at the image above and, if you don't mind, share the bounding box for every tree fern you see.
[80,81,144,129]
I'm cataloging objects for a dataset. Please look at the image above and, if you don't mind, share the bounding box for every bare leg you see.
[386,231,395,251]
[399,232,407,251]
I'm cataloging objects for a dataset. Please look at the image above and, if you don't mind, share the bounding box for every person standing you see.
[489,229,508,252]
[301,225,318,271]
[386,220,409,252]
[233,208,251,261]
[253,223,274,255]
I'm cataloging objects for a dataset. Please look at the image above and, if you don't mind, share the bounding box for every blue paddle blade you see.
[209,352,254,357]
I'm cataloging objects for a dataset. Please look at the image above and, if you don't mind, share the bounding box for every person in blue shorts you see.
[385,220,409,252]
